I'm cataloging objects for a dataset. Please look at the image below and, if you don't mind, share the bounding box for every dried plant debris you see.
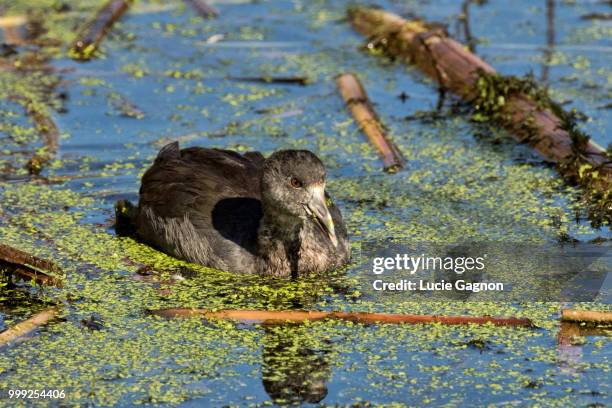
[183,0,218,19]
[0,307,58,346]
[472,71,612,226]
[348,6,612,227]
[69,0,134,60]
[0,243,63,286]
[336,73,404,172]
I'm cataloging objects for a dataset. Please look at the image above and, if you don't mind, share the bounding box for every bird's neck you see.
[256,212,304,278]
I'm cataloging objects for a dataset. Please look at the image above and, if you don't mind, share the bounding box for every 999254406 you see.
[5,389,65,399]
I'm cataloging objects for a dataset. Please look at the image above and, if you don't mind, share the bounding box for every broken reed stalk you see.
[150,308,534,327]
[6,96,60,174]
[0,13,46,46]
[336,73,404,172]
[2,25,25,46]
[0,244,62,286]
[5,76,61,172]
[558,322,610,345]
[70,0,134,60]
[1,21,61,174]
[347,7,612,217]
[0,15,26,29]
[561,309,612,324]
[229,76,310,86]
[0,307,58,346]
[183,0,218,18]
[24,101,60,174]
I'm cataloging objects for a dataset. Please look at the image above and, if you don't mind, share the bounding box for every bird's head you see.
[261,150,337,247]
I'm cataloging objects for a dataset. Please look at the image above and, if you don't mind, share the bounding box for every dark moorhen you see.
[116,142,350,277]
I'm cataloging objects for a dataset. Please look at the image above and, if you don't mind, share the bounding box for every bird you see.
[115,142,350,278]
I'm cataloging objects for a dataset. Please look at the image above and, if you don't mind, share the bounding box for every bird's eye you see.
[290,177,303,188]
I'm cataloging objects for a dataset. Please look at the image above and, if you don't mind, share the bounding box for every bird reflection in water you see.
[260,324,332,405]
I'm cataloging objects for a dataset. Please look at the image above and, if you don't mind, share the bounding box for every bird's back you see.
[135,142,266,272]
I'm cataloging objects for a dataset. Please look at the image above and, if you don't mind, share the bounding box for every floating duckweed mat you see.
[0,0,610,406]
